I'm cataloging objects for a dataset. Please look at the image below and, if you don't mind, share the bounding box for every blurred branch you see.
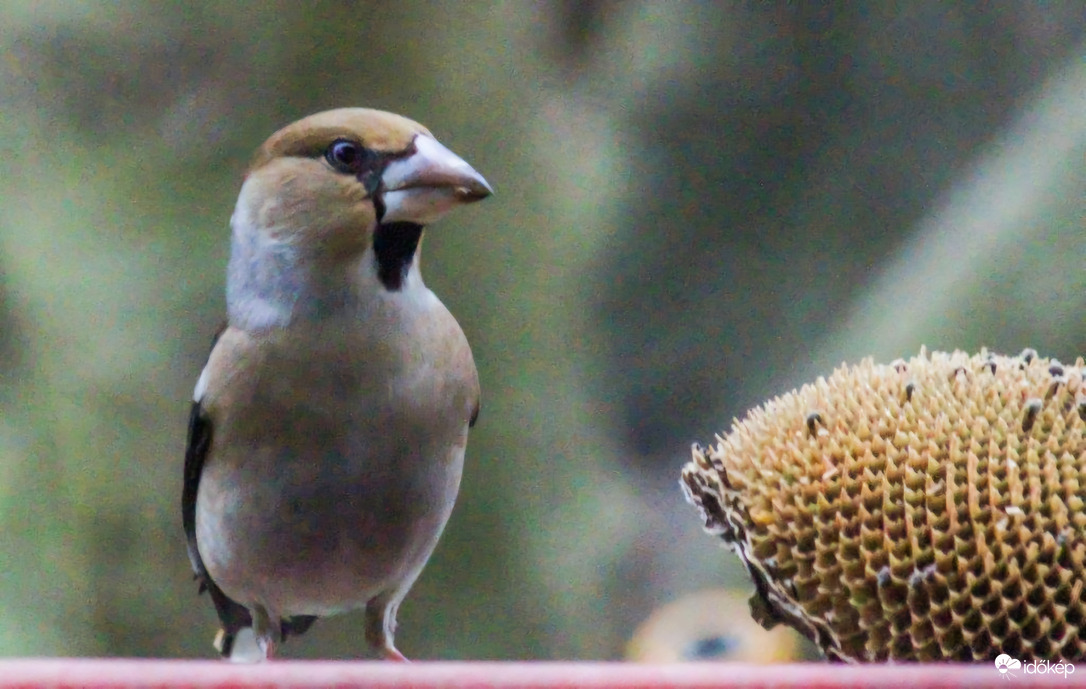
[794,44,1086,383]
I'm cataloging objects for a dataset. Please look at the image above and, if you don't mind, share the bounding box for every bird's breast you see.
[195,307,476,615]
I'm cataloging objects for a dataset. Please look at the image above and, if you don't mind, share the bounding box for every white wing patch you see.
[193,364,210,402]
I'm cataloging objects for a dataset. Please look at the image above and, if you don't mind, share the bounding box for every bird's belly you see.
[196,407,466,617]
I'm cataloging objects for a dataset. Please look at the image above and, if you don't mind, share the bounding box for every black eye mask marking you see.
[320,138,423,292]
[323,138,418,200]
[325,139,383,196]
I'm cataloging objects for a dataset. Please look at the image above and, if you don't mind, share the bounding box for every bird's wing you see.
[183,325,318,657]
[183,325,254,656]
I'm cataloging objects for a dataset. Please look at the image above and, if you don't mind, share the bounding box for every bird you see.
[626,589,804,663]
[182,108,491,661]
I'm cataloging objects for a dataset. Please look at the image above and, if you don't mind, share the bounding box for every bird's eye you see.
[326,140,366,173]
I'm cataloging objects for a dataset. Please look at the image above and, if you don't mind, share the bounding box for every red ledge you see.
[0,660,1077,688]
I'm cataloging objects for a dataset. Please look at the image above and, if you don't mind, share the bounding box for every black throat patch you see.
[373,222,424,291]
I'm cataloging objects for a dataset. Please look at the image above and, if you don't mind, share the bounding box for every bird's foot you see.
[252,604,281,661]
[383,645,410,662]
[257,636,278,660]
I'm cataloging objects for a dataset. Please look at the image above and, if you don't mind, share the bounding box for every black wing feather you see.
[183,326,317,657]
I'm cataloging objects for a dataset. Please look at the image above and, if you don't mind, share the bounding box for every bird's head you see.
[227,109,491,325]
[240,108,490,244]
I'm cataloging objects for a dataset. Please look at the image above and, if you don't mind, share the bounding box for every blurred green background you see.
[0,1,1083,660]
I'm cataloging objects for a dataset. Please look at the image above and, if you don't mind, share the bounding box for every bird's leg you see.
[260,637,278,660]
[366,595,410,661]
[252,604,280,660]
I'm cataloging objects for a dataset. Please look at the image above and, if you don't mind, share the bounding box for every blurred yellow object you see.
[626,589,801,662]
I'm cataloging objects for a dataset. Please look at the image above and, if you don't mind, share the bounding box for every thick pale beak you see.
[379,135,493,225]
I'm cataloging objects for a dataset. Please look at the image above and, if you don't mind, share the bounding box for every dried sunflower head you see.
[681,348,1086,662]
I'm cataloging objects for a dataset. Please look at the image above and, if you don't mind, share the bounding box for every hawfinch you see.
[182,109,491,661]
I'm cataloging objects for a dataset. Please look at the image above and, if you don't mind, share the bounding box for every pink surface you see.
[0,660,1080,689]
